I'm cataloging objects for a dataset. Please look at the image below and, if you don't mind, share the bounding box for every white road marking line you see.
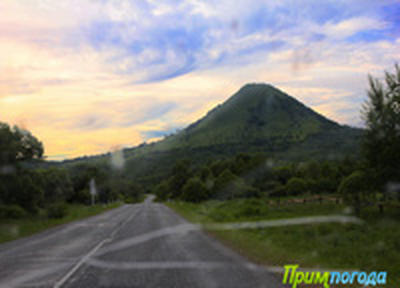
[53,205,141,288]
[96,215,361,256]
[206,215,363,230]
[87,259,234,270]
[53,239,107,288]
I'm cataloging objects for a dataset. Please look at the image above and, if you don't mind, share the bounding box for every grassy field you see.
[167,199,400,287]
[0,202,122,244]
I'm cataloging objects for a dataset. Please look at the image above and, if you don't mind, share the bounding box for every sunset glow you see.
[1,0,399,160]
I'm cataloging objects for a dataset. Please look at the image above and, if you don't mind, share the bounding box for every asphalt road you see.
[0,196,282,288]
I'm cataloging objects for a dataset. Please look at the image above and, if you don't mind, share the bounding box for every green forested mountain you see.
[45,83,364,174]
[118,83,362,185]
[150,83,360,153]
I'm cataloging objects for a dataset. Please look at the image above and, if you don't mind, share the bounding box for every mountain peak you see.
[240,82,272,89]
[237,82,274,96]
[229,83,290,104]
[152,83,361,160]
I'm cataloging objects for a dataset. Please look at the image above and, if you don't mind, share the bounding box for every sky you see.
[0,0,399,160]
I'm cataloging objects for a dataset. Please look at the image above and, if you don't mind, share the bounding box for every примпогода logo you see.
[282,264,387,288]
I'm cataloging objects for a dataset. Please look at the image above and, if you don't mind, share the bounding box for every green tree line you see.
[0,123,143,219]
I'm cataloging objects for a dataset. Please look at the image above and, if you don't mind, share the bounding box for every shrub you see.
[338,170,370,215]
[213,169,238,199]
[286,177,307,196]
[234,183,261,198]
[209,209,231,222]
[269,184,286,197]
[47,203,68,219]
[181,177,209,203]
[236,200,265,217]
[239,205,262,217]
[0,205,27,219]
[68,189,91,205]
[153,180,171,201]
[124,195,140,204]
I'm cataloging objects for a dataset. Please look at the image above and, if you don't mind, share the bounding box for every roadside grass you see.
[0,202,122,244]
[168,199,346,223]
[167,199,400,288]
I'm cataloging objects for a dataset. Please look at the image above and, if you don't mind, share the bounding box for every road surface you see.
[0,196,282,288]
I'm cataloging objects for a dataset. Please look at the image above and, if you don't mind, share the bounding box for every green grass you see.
[167,199,400,288]
[0,202,122,244]
[168,199,346,223]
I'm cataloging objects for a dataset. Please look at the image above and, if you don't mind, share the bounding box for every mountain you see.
[133,83,361,155]
[120,83,362,183]
[53,83,362,182]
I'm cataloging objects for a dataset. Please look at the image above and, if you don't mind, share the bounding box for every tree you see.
[181,177,209,202]
[213,169,238,199]
[169,159,192,198]
[338,171,370,215]
[231,153,252,175]
[232,181,260,198]
[67,163,102,203]
[153,180,171,201]
[286,177,307,196]
[209,159,232,177]
[35,168,73,205]
[0,123,43,164]
[273,166,293,185]
[269,183,286,198]
[13,126,44,161]
[361,64,400,191]
[199,166,212,181]
[15,174,44,214]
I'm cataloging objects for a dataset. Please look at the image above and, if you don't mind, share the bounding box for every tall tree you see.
[361,64,400,191]
[0,122,43,164]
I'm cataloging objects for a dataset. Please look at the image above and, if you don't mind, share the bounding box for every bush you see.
[124,195,140,204]
[0,205,27,219]
[182,177,209,203]
[286,177,307,196]
[47,203,68,219]
[235,199,266,217]
[213,169,238,199]
[209,209,231,222]
[338,170,370,215]
[68,189,91,205]
[233,183,261,198]
[208,199,267,221]
[269,184,286,197]
[153,180,171,201]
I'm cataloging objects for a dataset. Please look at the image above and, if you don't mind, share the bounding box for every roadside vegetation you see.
[168,199,400,288]
[163,65,400,288]
[0,202,121,244]
[0,123,145,243]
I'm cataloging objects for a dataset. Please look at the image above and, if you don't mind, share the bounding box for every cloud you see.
[141,127,180,141]
[322,17,388,39]
[73,115,110,131]
[0,0,399,159]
